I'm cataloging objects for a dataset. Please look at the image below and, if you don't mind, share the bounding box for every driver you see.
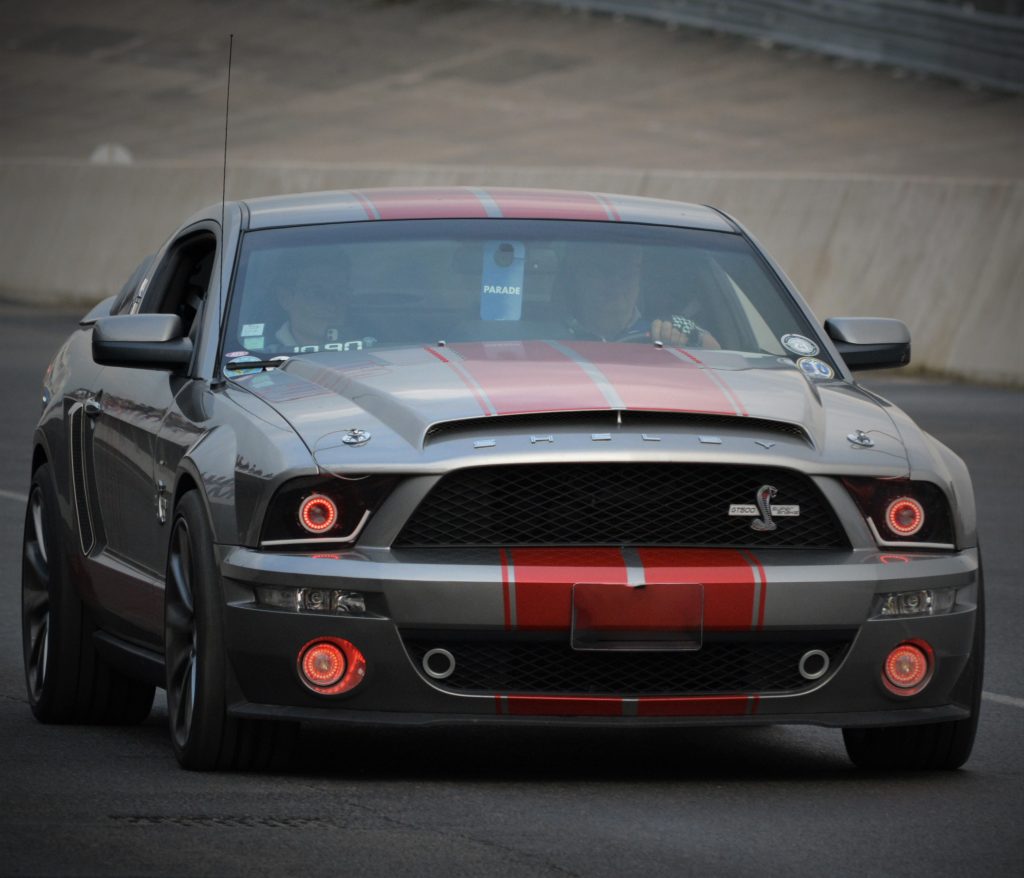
[273,256,362,350]
[565,245,720,348]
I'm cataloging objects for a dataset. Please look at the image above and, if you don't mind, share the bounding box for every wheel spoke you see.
[28,611,49,698]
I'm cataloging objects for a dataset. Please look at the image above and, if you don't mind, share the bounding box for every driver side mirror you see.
[824,317,911,371]
[92,314,194,370]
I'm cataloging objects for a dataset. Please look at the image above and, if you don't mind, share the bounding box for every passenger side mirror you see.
[92,314,193,370]
[824,317,911,371]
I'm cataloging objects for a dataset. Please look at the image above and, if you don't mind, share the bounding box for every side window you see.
[112,255,154,315]
[139,231,217,337]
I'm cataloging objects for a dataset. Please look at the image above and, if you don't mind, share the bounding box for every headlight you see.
[842,478,954,549]
[259,475,397,548]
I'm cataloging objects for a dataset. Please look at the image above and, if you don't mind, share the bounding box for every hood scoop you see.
[424,410,812,448]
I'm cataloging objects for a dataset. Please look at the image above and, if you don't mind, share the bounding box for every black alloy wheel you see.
[21,461,155,724]
[164,491,296,771]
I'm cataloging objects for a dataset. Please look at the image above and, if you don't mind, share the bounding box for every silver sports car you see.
[22,187,982,771]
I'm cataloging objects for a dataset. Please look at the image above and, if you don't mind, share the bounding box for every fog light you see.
[297,637,367,695]
[874,587,956,618]
[882,641,932,696]
[255,587,368,615]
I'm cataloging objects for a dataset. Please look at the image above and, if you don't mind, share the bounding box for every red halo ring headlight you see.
[882,640,933,696]
[297,637,367,695]
[299,494,338,534]
[885,496,925,537]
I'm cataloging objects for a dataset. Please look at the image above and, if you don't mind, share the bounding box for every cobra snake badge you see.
[751,485,778,531]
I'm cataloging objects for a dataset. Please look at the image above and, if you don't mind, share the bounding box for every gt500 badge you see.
[729,485,800,531]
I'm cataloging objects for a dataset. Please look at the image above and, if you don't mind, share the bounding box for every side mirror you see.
[824,317,911,371]
[93,314,193,370]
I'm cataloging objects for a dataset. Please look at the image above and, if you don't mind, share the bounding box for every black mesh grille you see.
[426,412,809,444]
[395,464,848,548]
[404,636,851,695]
[69,406,94,554]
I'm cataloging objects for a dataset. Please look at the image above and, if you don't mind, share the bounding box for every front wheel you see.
[165,491,296,771]
[842,569,985,770]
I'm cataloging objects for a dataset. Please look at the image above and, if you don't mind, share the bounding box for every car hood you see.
[232,342,911,474]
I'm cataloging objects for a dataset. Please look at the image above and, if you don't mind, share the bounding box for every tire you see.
[842,566,985,771]
[164,490,296,771]
[21,461,155,724]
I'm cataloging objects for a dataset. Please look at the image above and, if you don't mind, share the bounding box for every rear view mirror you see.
[824,317,911,371]
[92,314,193,370]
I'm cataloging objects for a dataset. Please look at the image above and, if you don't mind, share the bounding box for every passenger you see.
[565,245,720,348]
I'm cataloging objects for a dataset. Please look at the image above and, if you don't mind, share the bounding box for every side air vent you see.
[68,404,95,555]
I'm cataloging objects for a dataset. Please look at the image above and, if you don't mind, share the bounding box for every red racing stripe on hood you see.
[423,346,493,416]
[636,548,758,631]
[562,341,737,415]
[447,341,610,415]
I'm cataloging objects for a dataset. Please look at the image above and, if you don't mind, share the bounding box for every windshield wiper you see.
[224,355,291,373]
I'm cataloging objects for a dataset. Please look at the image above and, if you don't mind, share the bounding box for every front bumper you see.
[218,545,980,728]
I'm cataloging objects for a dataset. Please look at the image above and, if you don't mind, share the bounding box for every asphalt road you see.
[0,307,1021,877]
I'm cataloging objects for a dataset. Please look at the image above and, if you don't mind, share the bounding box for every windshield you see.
[224,219,830,369]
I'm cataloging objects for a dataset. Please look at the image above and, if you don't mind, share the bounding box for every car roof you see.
[235,187,736,232]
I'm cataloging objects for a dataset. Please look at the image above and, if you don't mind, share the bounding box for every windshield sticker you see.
[225,350,248,359]
[797,356,834,380]
[781,334,819,357]
[241,323,265,337]
[290,337,374,354]
[224,355,263,377]
[480,241,525,321]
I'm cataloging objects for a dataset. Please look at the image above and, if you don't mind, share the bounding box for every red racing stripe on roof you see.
[356,188,491,220]
[485,188,616,221]
[562,341,738,415]
[447,341,610,415]
[637,548,758,632]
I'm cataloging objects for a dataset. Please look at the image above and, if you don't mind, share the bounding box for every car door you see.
[83,225,218,644]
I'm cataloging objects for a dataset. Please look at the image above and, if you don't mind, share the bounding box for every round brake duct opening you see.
[422,648,456,680]
[798,649,830,681]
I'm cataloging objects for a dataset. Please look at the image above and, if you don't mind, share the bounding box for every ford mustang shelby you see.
[23,187,982,771]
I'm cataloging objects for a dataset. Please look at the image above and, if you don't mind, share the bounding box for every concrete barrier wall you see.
[0,159,1019,384]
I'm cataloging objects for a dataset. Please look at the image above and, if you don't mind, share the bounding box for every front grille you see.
[404,635,851,695]
[395,464,848,548]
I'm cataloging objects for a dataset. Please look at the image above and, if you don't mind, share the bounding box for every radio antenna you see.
[220,33,233,237]
[213,34,234,386]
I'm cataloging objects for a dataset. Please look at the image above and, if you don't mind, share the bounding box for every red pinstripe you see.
[422,346,492,416]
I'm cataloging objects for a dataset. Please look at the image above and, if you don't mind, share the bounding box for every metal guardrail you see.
[517,0,1024,93]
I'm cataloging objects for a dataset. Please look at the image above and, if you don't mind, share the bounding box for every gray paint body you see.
[32,188,980,726]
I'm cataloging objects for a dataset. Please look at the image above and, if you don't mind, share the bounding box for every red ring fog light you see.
[299,494,337,534]
[297,637,367,695]
[885,497,925,537]
[882,641,933,696]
